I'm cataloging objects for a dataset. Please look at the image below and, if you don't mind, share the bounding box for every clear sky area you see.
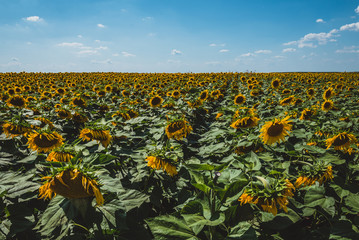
[1,0,358,72]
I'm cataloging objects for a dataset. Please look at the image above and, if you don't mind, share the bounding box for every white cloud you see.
[77,35,83,38]
[122,51,136,57]
[284,29,339,48]
[205,61,221,65]
[282,48,296,53]
[241,53,255,57]
[336,46,359,53]
[97,23,105,28]
[340,22,359,31]
[274,55,286,59]
[171,49,182,55]
[24,16,43,22]
[254,50,272,54]
[57,42,84,47]
[77,50,98,55]
[96,46,108,50]
[112,53,120,57]
[316,19,325,23]
[283,41,297,46]
[209,43,226,47]
[219,49,229,53]
[355,6,359,14]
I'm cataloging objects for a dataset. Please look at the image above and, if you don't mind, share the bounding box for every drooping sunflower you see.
[39,168,104,205]
[7,95,27,108]
[299,108,316,121]
[72,112,88,123]
[145,156,178,177]
[321,100,334,112]
[234,93,246,105]
[295,166,333,188]
[238,178,295,216]
[259,116,292,145]
[326,132,357,152]
[307,88,315,98]
[279,95,295,106]
[56,109,72,119]
[149,95,163,107]
[27,131,64,153]
[46,150,74,162]
[187,99,203,108]
[230,116,259,129]
[165,119,193,140]
[79,128,112,148]
[71,97,87,108]
[2,122,33,138]
[323,87,335,100]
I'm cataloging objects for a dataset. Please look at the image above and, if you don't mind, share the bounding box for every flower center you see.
[33,134,59,148]
[167,121,185,133]
[267,123,284,137]
[332,134,350,146]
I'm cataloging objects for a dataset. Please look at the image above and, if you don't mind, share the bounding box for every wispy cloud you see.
[241,53,255,57]
[23,16,44,22]
[142,17,153,21]
[355,6,359,14]
[97,23,106,28]
[219,49,229,53]
[171,49,182,55]
[336,45,359,53]
[57,42,84,47]
[340,22,359,31]
[91,59,112,64]
[209,43,226,47]
[316,18,325,23]
[254,50,272,54]
[282,48,296,53]
[122,51,136,57]
[77,50,98,55]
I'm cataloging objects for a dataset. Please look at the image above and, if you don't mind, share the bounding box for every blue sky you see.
[0,0,358,72]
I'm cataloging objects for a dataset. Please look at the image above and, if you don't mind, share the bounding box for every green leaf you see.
[118,189,150,212]
[146,215,199,240]
[96,199,127,230]
[186,164,215,171]
[226,222,257,239]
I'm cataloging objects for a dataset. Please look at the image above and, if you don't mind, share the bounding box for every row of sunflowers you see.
[1,72,359,239]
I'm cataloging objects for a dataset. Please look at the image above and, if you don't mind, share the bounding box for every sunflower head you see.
[39,168,104,205]
[321,100,334,112]
[145,156,178,177]
[234,93,246,105]
[259,116,292,145]
[271,78,281,89]
[199,90,209,101]
[323,87,335,100]
[71,97,87,108]
[165,119,193,140]
[326,132,357,152]
[149,95,163,107]
[79,127,112,148]
[230,116,259,129]
[2,121,33,138]
[7,95,27,108]
[27,130,64,153]
[299,108,316,121]
[295,165,333,188]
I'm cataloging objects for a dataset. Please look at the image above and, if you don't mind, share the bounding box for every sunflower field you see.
[1,72,359,240]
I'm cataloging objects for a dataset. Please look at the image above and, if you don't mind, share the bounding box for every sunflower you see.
[271,78,281,89]
[198,90,209,101]
[187,99,203,108]
[72,112,88,123]
[234,93,246,105]
[34,117,55,129]
[27,131,64,153]
[145,156,178,176]
[165,119,193,140]
[231,116,259,129]
[279,95,294,106]
[2,122,33,138]
[259,116,292,145]
[323,87,334,100]
[56,109,72,119]
[295,166,333,188]
[172,90,181,99]
[307,88,315,98]
[321,100,334,112]
[121,90,130,98]
[79,128,112,148]
[7,95,27,108]
[238,179,295,216]
[148,95,163,107]
[326,132,357,152]
[39,168,104,205]
[46,150,74,162]
[71,97,87,108]
[299,108,316,120]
